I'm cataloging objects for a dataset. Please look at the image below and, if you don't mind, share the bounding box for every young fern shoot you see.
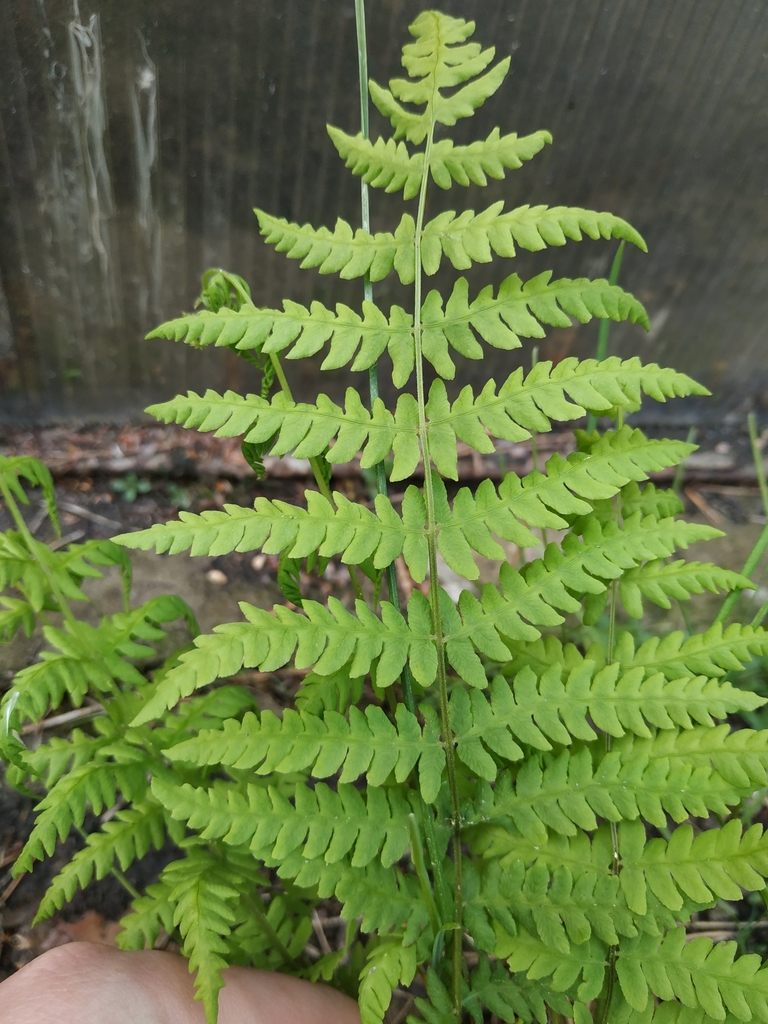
[6,10,768,1024]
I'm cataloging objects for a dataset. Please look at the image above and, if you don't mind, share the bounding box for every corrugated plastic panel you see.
[1,0,767,421]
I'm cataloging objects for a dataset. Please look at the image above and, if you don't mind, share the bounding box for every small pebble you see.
[250,554,267,571]
[205,569,228,585]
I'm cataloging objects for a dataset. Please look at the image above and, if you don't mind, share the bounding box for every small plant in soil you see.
[6,9,768,1024]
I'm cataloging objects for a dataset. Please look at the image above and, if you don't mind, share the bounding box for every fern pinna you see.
[4,9,768,1024]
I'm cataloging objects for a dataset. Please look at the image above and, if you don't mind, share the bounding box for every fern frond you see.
[614,726,768,795]
[2,594,195,728]
[117,488,419,578]
[619,560,752,618]
[450,663,762,784]
[255,209,417,283]
[437,427,696,566]
[0,534,129,612]
[618,818,768,918]
[419,210,647,277]
[15,757,150,871]
[143,388,426,481]
[465,955,574,1024]
[162,847,243,1024]
[0,454,59,533]
[132,591,434,723]
[151,775,418,871]
[617,927,768,1018]
[499,927,607,1003]
[328,125,551,199]
[469,741,745,845]
[464,857,635,955]
[334,862,430,940]
[256,203,647,286]
[369,10,509,144]
[504,624,768,687]
[165,703,445,803]
[615,624,768,679]
[117,879,177,951]
[359,937,418,1024]
[147,300,417,388]
[0,596,35,641]
[428,360,706,466]
[35,801,169,921]
[421,272,651,380]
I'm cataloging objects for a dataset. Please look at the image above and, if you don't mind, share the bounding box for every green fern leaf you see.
[369,11,509,144]
[464,857,635,954]
[421,275,647,377]
[499,927,607,1003]
[0,596,36,641]
[255,207,645,288]
[147,300,417,387]
[420,210,646,278]
[428,360,707,462]
[35,801,169,921]
[618,818,768,917]
[359,937,418,1024]
[613,726,768,798]
[2,595,195,729]
[449,663,762,784]
[469,742,744,844]
[164,703,446,803]
[617,928,768,1019]
[334,862,429,941]
[0,454,60,534]
[255,209,417,283]
[151,775,419,872]
[464,955,574,1024]
[328,125,551,199]
[15,757,150,871]
[163,847,242,1024]
[132,591,438,723]
[143,388,426,481]
[619,560,752,618]
[117,879,177,951]
[616,624,768,679]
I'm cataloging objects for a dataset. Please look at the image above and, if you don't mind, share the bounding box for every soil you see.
[3,420,768,988]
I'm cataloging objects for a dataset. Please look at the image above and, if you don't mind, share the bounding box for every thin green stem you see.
[352,0,448,927]
[671,426,697,496]
[715,522,768,625]
[529,346,548,550]
[408,813,442,934]
[74,824,140,901]
[412,120,464,1017]
[749,412,768,517]
[242,891,298,967]
[752,599,768,629]
[586,241,625,433]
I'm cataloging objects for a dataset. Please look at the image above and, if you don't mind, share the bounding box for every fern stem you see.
[352,0,412,641]
[242,891,298,968]
[408,813,442,935]
[715,522,768,625]
[412,120,464,1018]
[0,477,81,635]
[529,346,548,550]
[749,412,768,517]
[586,240,625,433]
[351,0,448,930]
[72,824,141,901]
